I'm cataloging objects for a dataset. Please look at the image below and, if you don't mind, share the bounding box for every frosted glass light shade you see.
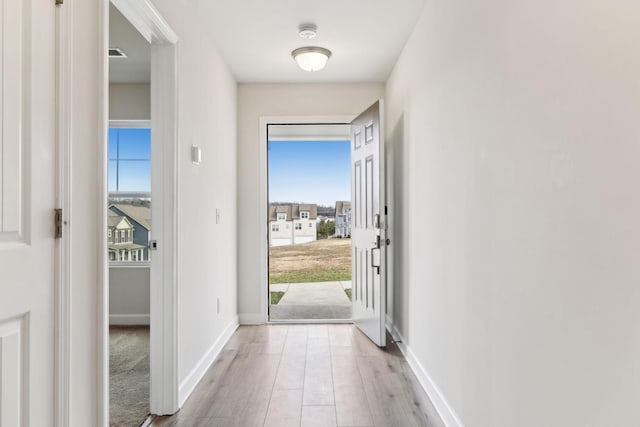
[292,47,332,72]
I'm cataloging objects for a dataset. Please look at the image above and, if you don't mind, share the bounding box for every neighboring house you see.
[269,204,318,246]
[335,201,352,238]
[108,212,146,261]
[108,204,152,261]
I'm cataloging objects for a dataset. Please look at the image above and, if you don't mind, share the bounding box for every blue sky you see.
[268,140,350,207]
[108,128,151,192]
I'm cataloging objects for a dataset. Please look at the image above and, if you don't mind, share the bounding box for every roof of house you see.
[109,204,151,230]
[107,212,131,228]
[269,203,318,221]
[335,201,351,215]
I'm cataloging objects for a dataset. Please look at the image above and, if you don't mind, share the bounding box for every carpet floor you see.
[110,326,150,427]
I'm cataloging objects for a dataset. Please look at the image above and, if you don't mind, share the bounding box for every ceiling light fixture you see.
[298,23,317,40]
[292,46,332,72]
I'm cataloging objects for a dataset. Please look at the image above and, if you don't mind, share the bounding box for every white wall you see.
[149,0,239,403]
[237,83,384,322]
[385,1,640,426]
[109,83,150,120]
[109,267,150,324]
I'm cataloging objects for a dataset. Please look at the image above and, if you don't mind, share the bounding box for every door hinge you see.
[55,0,63,5]
[55,208,63,239]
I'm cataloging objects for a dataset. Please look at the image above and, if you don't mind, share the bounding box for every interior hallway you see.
[151,324,443,427]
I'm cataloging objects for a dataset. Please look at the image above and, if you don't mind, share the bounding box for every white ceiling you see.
[109,4,150,84]
[192,0,426,83]
[109,0,426,84]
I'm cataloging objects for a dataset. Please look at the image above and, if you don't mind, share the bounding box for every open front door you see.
[351,100,386,346]
[0,0,59,425]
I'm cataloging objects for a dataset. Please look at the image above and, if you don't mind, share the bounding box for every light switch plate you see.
[191,145,202,165]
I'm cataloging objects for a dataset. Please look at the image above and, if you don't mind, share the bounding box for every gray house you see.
[108,204,152,261]
[335,201,352,238]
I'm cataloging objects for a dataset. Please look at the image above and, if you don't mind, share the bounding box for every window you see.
[309,223,313,228]
[108,229,112,238]
[272,224,279,232]
[108,128,151,193]
[277,213,286,221]
[295,223,302,230]
[300,211,309,219]
[108,125,151,264]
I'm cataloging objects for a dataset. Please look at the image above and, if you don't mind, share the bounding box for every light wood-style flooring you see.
[151,324,444,427]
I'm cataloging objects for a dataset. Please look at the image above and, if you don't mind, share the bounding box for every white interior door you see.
[0,0,58,425]
[351,100,386,346]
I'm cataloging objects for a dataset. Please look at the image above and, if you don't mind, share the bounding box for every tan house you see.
[108,211,146,261]
[109,203,152,261]
[268,204,318,246]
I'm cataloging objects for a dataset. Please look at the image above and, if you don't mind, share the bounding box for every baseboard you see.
[178,315,239,406]
[109,314,150,325]
[386,321,465,427]
[239,312,266,325]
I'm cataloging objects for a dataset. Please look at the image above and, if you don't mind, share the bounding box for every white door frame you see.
[55,2,72,425]
[100,0,179,423]
[259,115,354,323]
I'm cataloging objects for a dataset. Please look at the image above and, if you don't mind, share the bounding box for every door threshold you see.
[268,318,353,324]
[140,415,154,427]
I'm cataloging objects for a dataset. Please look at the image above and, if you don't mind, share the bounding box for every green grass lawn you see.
[270,291,285,305]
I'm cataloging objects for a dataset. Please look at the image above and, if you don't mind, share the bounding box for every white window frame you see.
[295,223,302,230]
[300,211,309,219]
[277,213,286,221]
[271,224,279,232]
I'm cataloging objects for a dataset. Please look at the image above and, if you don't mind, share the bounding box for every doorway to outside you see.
[267,124,353,321]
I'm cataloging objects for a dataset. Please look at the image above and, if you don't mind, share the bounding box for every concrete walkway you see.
[269,281,352,320]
